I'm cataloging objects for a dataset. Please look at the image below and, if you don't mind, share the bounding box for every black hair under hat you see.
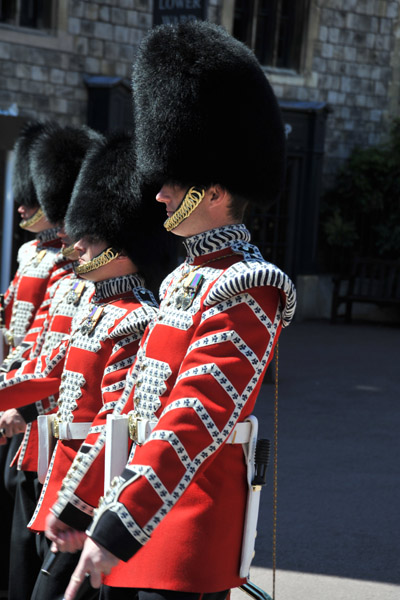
[29,122,104,225]
[132,21,286,207]
[12,120,45,208]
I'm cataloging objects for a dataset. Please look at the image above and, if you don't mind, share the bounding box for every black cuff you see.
[90,510,143,562]
[18,403,39,423]
[58,503,93,532]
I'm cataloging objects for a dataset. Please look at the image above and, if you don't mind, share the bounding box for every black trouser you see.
[8,469,43,600]
[100,586,230,600]
[4,433,23,496]
[0,440,14,593]
[31,541,99,600]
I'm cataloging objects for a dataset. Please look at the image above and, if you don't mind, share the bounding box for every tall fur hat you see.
[132,21,286,206]
[65,132,166,272]
[29,122,104,225]
[12,120,45,208]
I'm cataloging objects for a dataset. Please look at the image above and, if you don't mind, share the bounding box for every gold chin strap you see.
[61,244,77,258]
[19,207,44,229]
[74,247,120,275]
[164,186,205,232]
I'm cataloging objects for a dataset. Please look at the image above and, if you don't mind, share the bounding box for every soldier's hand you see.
[45,512,86,554]
[63,537,119,600]
[0,408,27,437]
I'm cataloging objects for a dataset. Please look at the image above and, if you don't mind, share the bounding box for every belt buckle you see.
[52,417,60,439]
[128,414,142,444]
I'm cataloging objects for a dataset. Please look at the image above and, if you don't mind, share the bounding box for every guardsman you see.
[0,248,95,600]
[21,133,162,600]
[0,120,78,596]
[0,121,103,600]
[0,120,101,376]
[47,21,296,600]
[0,120,70,365]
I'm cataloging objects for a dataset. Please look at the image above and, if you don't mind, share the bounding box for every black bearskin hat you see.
[29,122,104,225]
[65,132,167,275]
[132,21,286,206]
[12,120,45,208]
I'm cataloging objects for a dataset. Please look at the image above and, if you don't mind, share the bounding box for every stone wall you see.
[1,0,399,184]
[265,0,400,188]
[0,1,152,126]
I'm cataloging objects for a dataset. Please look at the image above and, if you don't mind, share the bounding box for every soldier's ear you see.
[207,184,231,208]
[115,252,135,266]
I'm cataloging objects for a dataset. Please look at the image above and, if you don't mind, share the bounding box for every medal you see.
[81,306,104,335]
[34,249,47,266]
[175,272,204,310]
[66,280,86,305]
[170,252,236,311]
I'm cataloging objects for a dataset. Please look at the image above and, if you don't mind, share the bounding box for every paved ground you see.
[232,319,400,600]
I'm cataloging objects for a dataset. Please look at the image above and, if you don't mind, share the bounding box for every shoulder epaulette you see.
[16,240,37,267]
[204,259,296,327]
[133,287,159,310]
[110,288,158,338]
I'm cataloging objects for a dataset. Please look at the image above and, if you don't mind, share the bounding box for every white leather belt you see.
[226,421,252,444]
[52,418,91,440]
[128,415,252,446]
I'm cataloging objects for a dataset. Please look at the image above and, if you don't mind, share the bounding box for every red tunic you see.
[28,274,158,532]
[1,228,73,353]
[62,225,296,593]
[0,275,93,413]
[11,274,95,472]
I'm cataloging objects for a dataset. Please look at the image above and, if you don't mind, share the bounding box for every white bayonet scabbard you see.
[240,415,260,578]
[37,414,56,484]
[104,414,129,491]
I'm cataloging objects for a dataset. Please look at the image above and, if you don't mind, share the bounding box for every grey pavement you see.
[232,319,400,600]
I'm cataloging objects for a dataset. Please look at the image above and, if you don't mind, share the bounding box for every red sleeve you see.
[0,341,67,410]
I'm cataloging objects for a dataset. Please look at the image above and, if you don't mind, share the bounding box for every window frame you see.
[232,0,311,73]
[0,0,56,33]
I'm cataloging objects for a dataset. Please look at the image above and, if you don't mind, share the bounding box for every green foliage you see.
[323,209,358,248]
[320,119,400,273]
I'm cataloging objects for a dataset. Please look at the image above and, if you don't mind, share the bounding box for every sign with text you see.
[153,0,208,25]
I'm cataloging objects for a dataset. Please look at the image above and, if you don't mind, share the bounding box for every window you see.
[0,0,53,30]
[233,0,310,71]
